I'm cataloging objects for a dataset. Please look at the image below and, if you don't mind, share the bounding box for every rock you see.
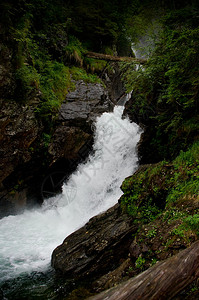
[49,126,91,160]
[92,258,132,293]
[49,80,112,163]
[129,243,141,258]
[0,98,44,216]
[0,80,112,216]
[0,100,42,184]
[51,203,138,280]
[123,93,161,164]
[59,80,113,124]
[129,241,149,259]
[0,288,4,300]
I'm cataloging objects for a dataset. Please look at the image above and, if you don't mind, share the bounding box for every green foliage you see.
[166,179,199,204]
[146,228,157,238]
[174,141,199,167]
[171,226,186,238]
[11,12,106,129]
[121,164,167,222]
[121,141,199,231]
[84,57,107,74]
[165,141,199,204]
[36,61,72,123]
[67,0,138,51]
[64,36,84,66]
[135,256,146,270]
[184,214,199,236]
[70,67,102,84]
[170,214,199,240]
[15,64,40,97]
[13,20,74,126]
[150,258,158,266]
[122,7,199,160]
[41,133,51,148]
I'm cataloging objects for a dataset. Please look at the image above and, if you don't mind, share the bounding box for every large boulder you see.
[51,203,138,280]
[48,80,113,162]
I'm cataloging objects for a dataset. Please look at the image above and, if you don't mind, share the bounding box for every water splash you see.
[0,105,141,283]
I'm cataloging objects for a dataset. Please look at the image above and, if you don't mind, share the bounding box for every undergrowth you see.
[121,140,199,230]
[13,18,104,131]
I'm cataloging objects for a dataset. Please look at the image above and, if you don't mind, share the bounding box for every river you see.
[0,104,141,299]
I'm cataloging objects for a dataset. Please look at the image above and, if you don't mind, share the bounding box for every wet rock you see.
[51,203,138,280]
[0,100,42,184]
[123,93,160,164]
[49,80,112,163]
[49,126,91,160]
[129,241,149,259]
[92,258,131,293]
[0,80,113,216]
[59,80,113,124]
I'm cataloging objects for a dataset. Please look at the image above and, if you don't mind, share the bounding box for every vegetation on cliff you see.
[118,3,199,298]
[0,0,140,131]
[122,4,199,161]
[0,2,97,134]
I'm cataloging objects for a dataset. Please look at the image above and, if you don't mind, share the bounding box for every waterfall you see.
[0,104,141,286]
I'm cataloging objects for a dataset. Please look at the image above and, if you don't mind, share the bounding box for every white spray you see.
[0,105,141,282]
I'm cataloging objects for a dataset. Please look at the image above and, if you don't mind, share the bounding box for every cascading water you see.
[0,104,141,298]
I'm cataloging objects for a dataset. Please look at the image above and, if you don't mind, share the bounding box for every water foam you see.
[0,105,141,282]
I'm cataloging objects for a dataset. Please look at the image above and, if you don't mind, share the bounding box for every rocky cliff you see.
[0,78,114,217]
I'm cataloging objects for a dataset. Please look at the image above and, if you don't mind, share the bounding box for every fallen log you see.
[88,240,199,300]
[84,51,147,64]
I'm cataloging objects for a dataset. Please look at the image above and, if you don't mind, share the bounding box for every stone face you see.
[0,80,113,217]
[51,203,137,279]
[48,126,91,160]
[123,94,159,164]
[59,80,113,124]
[0,24,122,216]
[49,80,112,163]
[0,99,42,183]
[0,99,43,216]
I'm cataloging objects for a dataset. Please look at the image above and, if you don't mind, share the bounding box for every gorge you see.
[0,0,199,299]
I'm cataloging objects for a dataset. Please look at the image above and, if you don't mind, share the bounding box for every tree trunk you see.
[88,240,199,300]
[84,52,147,64]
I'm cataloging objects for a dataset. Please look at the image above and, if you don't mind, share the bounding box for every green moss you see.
[121,141,199,270]
[84,57,107,74]
[184,214,199,236]
[35,61,74,125]
[70,67,102,84]
[135,256,146,270]
[120,164,166,222]
[121,141,199,225]
[64,36,84,66]
[15,64,40,98]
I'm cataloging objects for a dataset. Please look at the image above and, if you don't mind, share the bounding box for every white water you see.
[0,105,141,283]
